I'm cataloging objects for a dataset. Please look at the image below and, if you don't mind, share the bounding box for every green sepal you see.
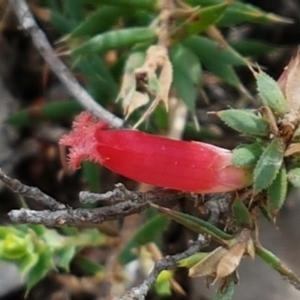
[232,142,264,167]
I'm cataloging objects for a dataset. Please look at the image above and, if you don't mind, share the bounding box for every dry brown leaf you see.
[215,242,246,280]
[158,55,173,111]
[246,238,255,259]
[285,143,300,157]
[278,54,300,111]
[188,247,227,278]
[124,91,150,119]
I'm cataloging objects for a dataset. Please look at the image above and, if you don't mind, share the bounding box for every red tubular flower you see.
[60,112,251,193]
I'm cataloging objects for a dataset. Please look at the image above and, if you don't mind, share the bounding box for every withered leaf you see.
[189,247,227,278]
[215,242,246,281]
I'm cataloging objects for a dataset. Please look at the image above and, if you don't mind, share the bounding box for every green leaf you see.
[268,166,288,219]
[73,54,118,100]
[72,27,156,55]
[213,276,235,300]
[232,143,264,167]
[56,246,76,271]
[255,70,288,115]
[81,161,101,193]
[178,252,208,268]
[253,138,285,191]
[260,204,274,224]
[76,257,104,276]
[230,40,277,57]
[7,100,82,127]
[50,11,75,34]
[26,248,54,290]
[153,205,232,245]
[205,61,249,95]
[170,44,202,111]
[68,6,124,38]
[182,36,248,66]
[216,2,292,26]
[86,0,157,11]
[155,271,172,296]
[232,199,252,226]
[182,3,229,35]
[118,215,169,264]
[63,0,83,22]
[0,234,28,260]
[255,244,300,289]
[287,167,300,188]
[19,252,39,275]
[217,109,269,137]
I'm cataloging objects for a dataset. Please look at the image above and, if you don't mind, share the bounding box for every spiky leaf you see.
[287,167,300,189]
[268,166,288,219]
[255,70,288,115]
[218,109,269,137]
[232,199,252,226]
[253,138,285,191]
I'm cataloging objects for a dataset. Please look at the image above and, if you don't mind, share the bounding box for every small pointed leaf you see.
[232,198,252,226]
[218,109,269,137]
[178,252,208,268]
[153,205,232,244]
[287,168,300,189]
[255,70,288,115]
[267,166,288,219]
[170,44,201,111]
[72,27,156,55]
[183,3,229,35]
[253,138,285,191]
[213,276,235,300]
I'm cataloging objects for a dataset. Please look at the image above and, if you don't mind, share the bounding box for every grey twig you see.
[79,183,138,204]
[4,176,185,225]
[0,168,66,211]
[204,193,232,225]
[121,236,209,300]
[10,0,123,128]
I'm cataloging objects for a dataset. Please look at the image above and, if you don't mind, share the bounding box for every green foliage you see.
[217,109,269,137]
[232,142,264,167]
[255,70,288,115]
[267,166,288,219]
[253,138,285,191]
[287,167,300,188]
[232,198,252,227]
[6,0,298,297]
[72,27,156,55]
[170,44,202,111]
[118,215,169,264]
[213,276,235,300]
[153,205,232,244]
[0,225,110,290]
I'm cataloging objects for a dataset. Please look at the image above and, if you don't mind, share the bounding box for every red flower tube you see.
[60,112,251,193]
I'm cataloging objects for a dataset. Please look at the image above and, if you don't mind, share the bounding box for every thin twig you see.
[121,236,208,300]
[0,168,66,211]
[1,172,186,226]
[10,0,123,128]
